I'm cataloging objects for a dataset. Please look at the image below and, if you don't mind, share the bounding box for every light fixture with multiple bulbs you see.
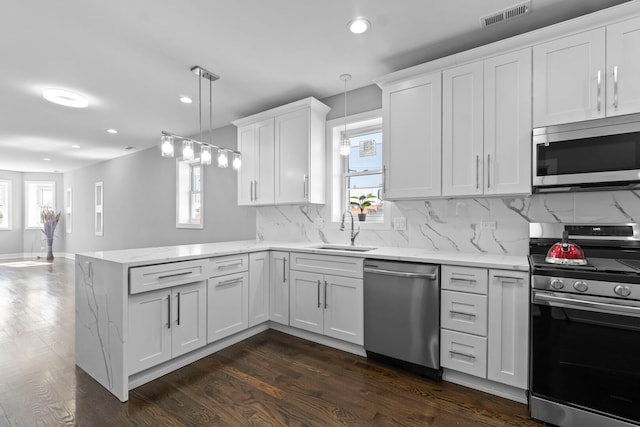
[161,65,241,171]
[339,74,352,156]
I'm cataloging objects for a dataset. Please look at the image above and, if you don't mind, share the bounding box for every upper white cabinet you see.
[534,17,640,126]
[233,97,330,206]
[442,49,532,196]
[382,72,442,199]
[236,119,275,206]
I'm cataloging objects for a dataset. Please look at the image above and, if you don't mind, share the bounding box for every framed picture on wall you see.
[95,182,103,236]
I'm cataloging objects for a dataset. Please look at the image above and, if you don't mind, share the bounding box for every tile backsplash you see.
[256,190,640,256]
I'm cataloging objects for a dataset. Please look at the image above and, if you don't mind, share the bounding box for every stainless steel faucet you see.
[340,211,360,246]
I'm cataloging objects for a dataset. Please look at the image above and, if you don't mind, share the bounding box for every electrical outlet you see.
[313,218,324,229]
[393,217,407,231]
[480,220,497,230]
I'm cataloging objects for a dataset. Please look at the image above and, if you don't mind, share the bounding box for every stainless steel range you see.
[529,223,640,427]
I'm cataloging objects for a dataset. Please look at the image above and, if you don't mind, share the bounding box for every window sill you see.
[176,223,203,230]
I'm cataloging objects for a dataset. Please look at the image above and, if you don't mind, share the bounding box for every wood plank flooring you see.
[0,258,545,426]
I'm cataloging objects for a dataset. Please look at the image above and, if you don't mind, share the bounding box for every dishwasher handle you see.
[364,266,437,280]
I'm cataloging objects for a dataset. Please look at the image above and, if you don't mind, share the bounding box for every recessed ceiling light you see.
[43,158,51,161]
[180,96,193,104]
[106,128,118,134]
[42,88,89,108]
[348,17,370,34]
[71,145,80,149]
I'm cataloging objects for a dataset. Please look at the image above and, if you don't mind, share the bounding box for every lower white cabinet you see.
[249,252,270,327]
[269,251,290,325]
[128,281,207,375]
[441,329,488,378]
[207,271,249,343]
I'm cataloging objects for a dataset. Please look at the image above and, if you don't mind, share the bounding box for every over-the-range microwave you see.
[533,112,640,193]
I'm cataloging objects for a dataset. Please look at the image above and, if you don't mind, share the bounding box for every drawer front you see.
[441,265,488,294]
[130,259,206,294]
[290,252,363,279]
[208,254,249,277]
[441,329,487,378]
[441,290,487,336]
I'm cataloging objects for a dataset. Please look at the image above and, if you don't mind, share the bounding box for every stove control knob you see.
[573,281,588,292]
[614,285,631,297]
[550,279,564,290]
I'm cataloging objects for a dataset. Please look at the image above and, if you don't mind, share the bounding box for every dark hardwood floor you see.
[0,258,544,426]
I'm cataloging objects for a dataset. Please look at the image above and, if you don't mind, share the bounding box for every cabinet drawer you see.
[290,252,363,279]
[208,254,249,277]
[441,290,487,336]
[130,260,206,294]
[441,265,488,294]
[441,329,487,378]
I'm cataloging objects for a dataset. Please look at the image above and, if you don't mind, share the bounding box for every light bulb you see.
[161,135,174,158]
[201,145,212,165]
[340,138,351,156]
[182,141,194,161]
[232,153,242,170]
[217,149,228,168]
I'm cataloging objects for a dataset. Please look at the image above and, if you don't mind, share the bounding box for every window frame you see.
[0,180,11,230]
[176,157,204,229]
[25,181,56,230]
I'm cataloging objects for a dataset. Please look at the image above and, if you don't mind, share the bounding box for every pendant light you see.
[339,74,352,156]
[160,66,241,170]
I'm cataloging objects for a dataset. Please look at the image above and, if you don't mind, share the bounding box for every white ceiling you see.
[0,0,630,173]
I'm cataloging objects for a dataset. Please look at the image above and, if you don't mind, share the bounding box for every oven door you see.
[531,290,640,425]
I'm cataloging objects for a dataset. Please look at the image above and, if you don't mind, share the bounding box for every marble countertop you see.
[78,240,529,271]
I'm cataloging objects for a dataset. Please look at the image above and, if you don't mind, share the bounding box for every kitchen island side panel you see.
[75,255,128,401]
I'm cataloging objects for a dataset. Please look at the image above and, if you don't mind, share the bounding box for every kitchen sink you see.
[312,244,377,252]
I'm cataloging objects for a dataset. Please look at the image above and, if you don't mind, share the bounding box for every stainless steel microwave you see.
[532,113,640,193]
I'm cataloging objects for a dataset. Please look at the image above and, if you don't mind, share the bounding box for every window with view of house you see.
[176,158,203,228]
[25,181,55,229]
[0,181,10,230]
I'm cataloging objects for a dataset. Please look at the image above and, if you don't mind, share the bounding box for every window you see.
[0,181,10,230]
[25,181,55,229]
[177,158,203,228]
[328,110,387,227]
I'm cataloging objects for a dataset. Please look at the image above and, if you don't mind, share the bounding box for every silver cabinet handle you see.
[216,277,242,287]
[476,155,480,190]
[254,180,258,201]
[158,271,191,280]
[449,310,476,318]
[450,277,477,283]
[303,174,309,199]
[167,294,171,329]
[282,257,287,283]
[382,164,387,196]
[614,65,619,109]
[317,280,321,308]
[324,280,328,309]
[449,350,476,360]
[176,292,181,326]
[493,274,523,281]
[250,181,254,202]
[364,267,437,280]
[217,261,243,270]
[486,154,491,189]
[597,69,602,113]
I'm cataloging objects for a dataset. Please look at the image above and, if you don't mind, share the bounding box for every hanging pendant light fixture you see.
[160,65,241,170]
[339,74,352,156]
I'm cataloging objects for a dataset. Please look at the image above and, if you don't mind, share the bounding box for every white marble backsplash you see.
[256,190,640,256]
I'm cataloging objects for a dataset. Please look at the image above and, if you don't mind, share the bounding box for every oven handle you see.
[533,291,640,318]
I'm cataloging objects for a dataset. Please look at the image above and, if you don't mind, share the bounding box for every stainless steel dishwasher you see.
[363,259,441,378]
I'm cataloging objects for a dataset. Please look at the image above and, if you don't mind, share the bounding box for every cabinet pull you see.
[450,277,476,283]
[254,180,258,201]
[493,274,523,281]
[282,258,287,283]
[158,271,191,280]
[476,155,480,190]
[303,174,308,198]
[382,165,387,195]
[449,310,476,318]
[217,261,243,270]
[449,350,476,360]
[597,70,602,113]
[250,181,254,202]
[486,154,491,189]
[216,278,242,287]
[167,294,171,329]
[176,292,181,326]
[317,280,321,308]
[324,280,328,309]
[614,65,619,109]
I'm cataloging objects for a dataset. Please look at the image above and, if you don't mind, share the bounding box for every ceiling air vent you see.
[481,1,531,28]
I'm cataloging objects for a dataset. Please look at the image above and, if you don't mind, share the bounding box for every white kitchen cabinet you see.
[269,251,290,325]
[207,271,249,343]
[606,17,640,117]
[236,119,275,206]
[289,270,324,334]
[442,49,531,197]
[382,72,442,199]
[128,280,207,375]
[487,270,529,389]
[248,252,270,327]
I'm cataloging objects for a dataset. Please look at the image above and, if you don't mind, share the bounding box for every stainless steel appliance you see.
[363,259,441,378]
[529,223,640,427]
[532,112,640,193]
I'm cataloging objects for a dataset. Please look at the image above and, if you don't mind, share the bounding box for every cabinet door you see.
[323,275,363,345]
[275,108,310,204]
[484,49,532,195]
[171,281,207,358]
[128,289,171,374]
[237,124,257,206]
[487,270,529,389]
[289,270,323,334]
[255,119,275,205]
[207,272,249,343]
[607,17,640,117]
[533,28,606,126]
[442,61,484,196]
[269,251,290,325]
[248,252,270,327]
[382,72,442,199]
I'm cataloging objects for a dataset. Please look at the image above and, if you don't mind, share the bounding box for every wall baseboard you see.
[0,252,75,261]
